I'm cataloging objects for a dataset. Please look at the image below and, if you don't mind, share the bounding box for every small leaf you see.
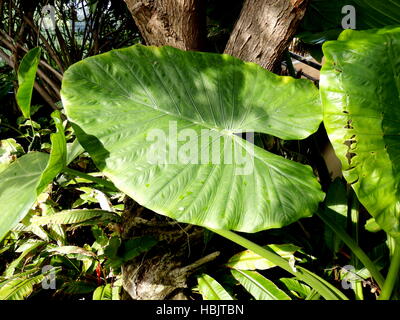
[93,284,113,300]
[231,269,291,300]
[66,138,84,165]
[197,274,234,300]
[104,237,121,260]
[16,47,41,118]
[61,281,98,294]
[120,236,157,262]
[365,218,382,233]
[31,209,120,225]
[0,138,24,174]
[280,277,313,299]
[5,241,46,277]
[47,245,96,257]
[226,244,300,270]
[36,110,67,192]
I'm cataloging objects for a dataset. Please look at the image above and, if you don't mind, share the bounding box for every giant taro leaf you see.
[61,44,324,232]
[320,27,400,238]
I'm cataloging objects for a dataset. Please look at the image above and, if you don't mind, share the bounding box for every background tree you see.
[123,0,309,71]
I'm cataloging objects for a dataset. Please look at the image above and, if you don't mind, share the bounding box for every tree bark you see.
[224,0,309,71]
[123,0,206,51]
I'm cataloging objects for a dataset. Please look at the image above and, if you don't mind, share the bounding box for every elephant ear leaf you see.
[320,26,400,238]
[61,44,324,233]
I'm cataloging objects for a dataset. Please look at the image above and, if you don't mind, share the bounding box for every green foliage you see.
[36,111,67,192]
[0,109,67,241]
[2,13,400,300]
[0,138,24,173]
[103,235,158,270]
[226,244,301,270]
[31,209,120,226]
[0,268,59,300]
[280,278,315,300]
[197,274,234,300]
[231,269,291,300]
[16,47,41,118]
[61,44,324,232]
[321,26,400,238]
[0,152,49,241]
[323,179,348,256]
[93,284,113,300]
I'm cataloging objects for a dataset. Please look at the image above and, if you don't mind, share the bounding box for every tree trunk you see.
[224,0,309,71]
[123,0,206,51]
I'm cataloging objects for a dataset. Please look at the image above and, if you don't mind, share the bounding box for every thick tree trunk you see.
[123,0,205,50]
[224,0,309,71]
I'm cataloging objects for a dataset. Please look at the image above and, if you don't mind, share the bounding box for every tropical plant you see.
[1,22,400,301]
[320,25,400,300]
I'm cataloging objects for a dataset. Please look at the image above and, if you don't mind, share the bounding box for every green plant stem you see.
[318,208,385,289]
[63,167,117,191]
[0,123,32,142]
[354,281,364,300]
[379,240,400,300]
[208,228,348,300]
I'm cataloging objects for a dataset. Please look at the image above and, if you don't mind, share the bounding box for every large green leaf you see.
[16,47,41,118]
[0,152,49,241]
[320,26,400,238]
[61,44,324,232]
[0,112,67,241]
